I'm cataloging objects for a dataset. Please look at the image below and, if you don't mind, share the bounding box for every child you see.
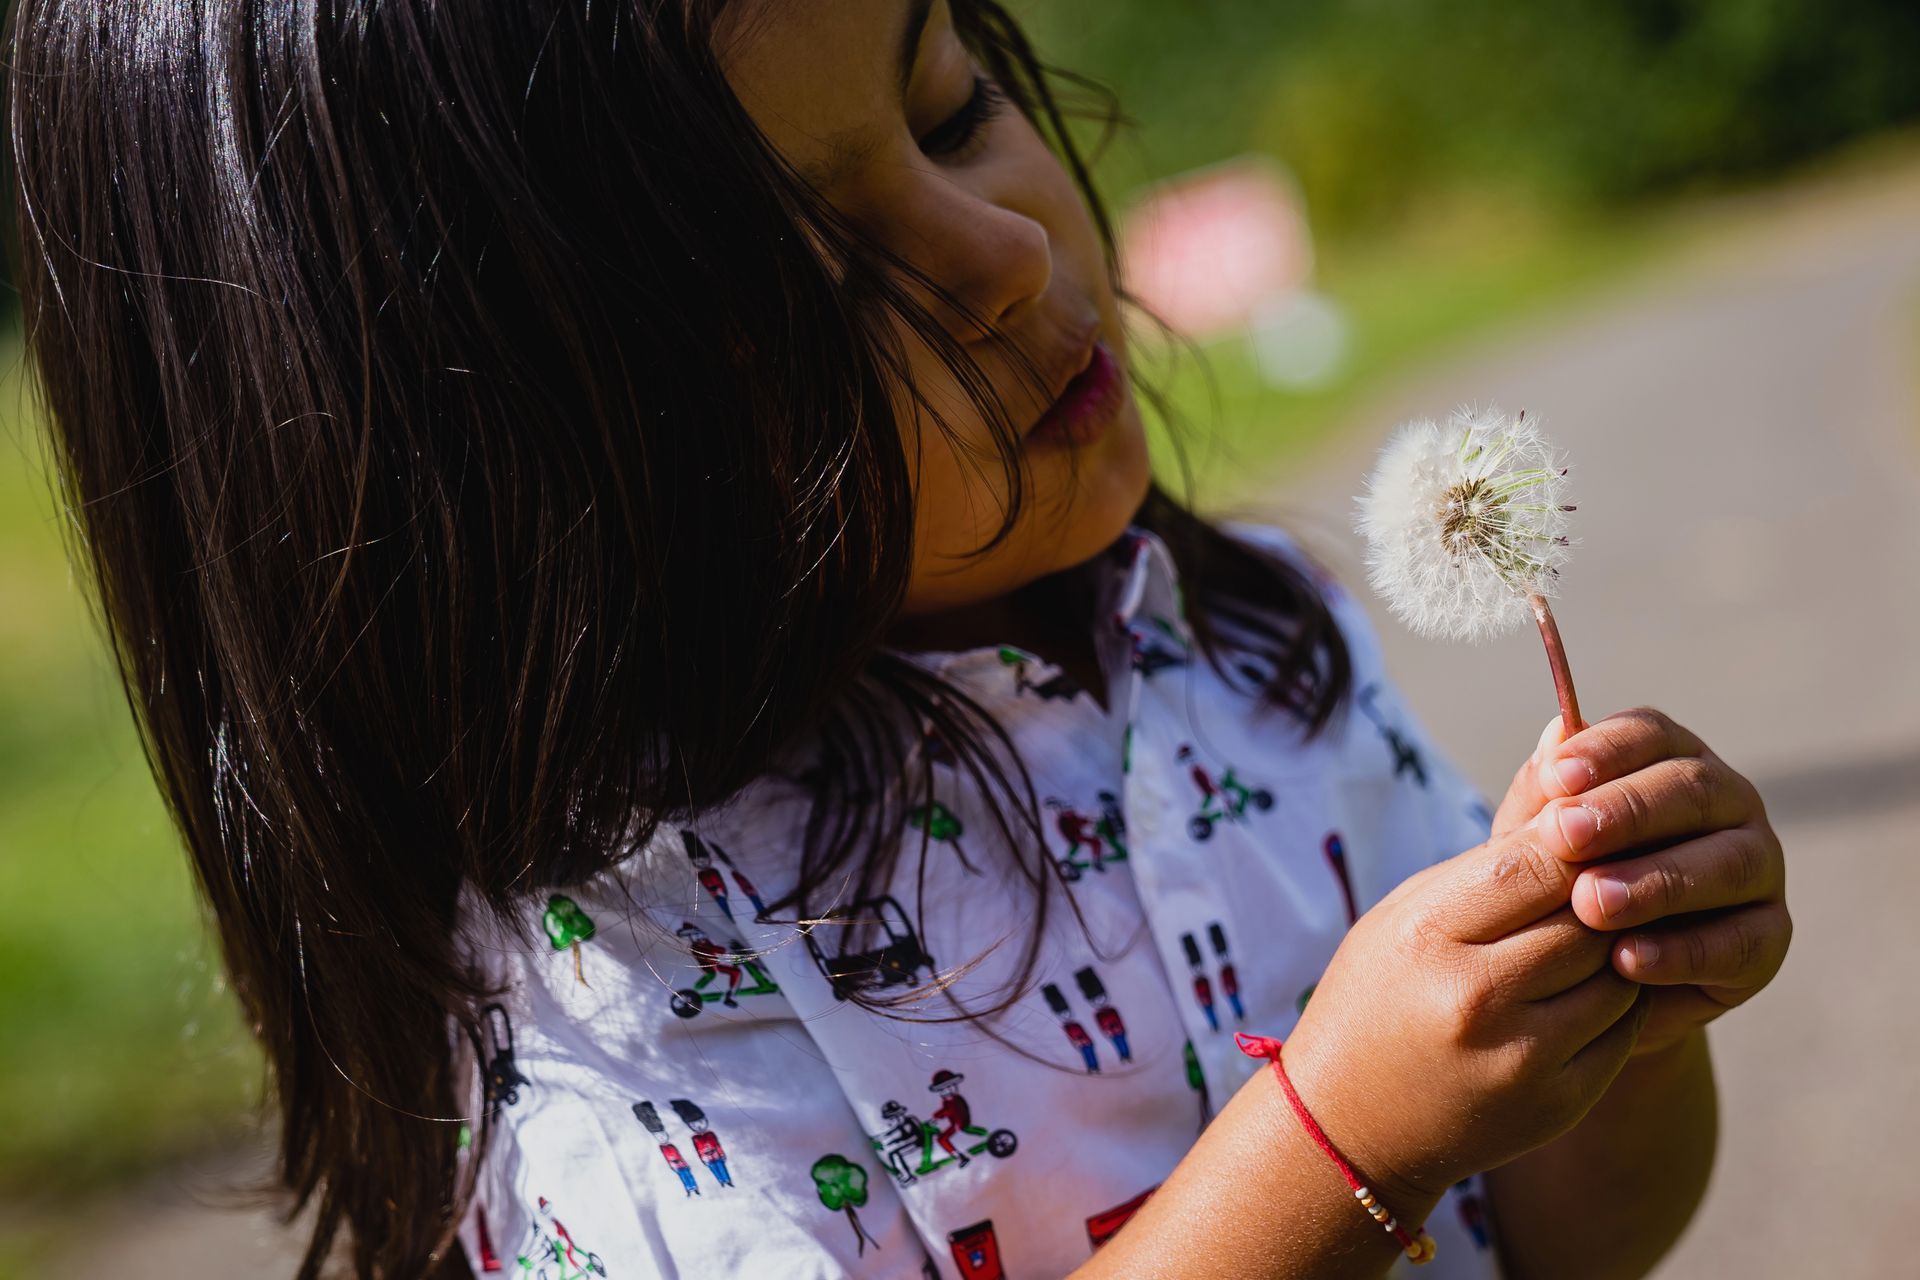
[6,1,1791,1278]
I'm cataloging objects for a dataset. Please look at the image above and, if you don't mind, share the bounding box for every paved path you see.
[39,160,1920,1277]
[1251,158,1920,1278]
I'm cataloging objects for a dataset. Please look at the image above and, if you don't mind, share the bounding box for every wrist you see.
[1266,1031,1449,1215]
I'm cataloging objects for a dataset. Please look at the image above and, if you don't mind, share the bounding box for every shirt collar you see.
[883,523,1190,686]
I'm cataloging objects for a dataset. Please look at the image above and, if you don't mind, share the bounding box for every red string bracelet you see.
[1235,1032,1438,1266]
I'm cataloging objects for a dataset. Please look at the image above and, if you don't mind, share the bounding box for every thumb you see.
[1490,715,1573,839]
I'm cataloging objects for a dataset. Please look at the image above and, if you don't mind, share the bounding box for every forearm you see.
[1482,1027,1718,1280]
[1074,1061,1440,1280]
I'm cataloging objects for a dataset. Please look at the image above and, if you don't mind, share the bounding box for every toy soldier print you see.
[682,830,735,920]
[1207,924,1244,1023]
[670,1099,734,1188]
[1043,982,1100,1073]
[1181,932,1218,1031]
[1074,967,1131,1061]
[633,1101,701,1198]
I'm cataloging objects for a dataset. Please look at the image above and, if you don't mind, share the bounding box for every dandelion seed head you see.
[1354,405,1576,642]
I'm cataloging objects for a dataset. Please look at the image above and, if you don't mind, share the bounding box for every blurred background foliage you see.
[1023,0,1920,235]
[1,0,1917,1243]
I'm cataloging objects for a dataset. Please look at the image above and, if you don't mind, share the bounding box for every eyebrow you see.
[796,0,935,192]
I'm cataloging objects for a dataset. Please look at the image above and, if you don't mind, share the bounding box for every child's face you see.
[720,0,1152,617]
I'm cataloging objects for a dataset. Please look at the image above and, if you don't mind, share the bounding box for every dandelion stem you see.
[1528,594,1584,734]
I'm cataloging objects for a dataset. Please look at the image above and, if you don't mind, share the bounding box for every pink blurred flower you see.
[1118,155,1315,340]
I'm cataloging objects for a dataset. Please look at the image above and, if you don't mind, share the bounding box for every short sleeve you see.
[450,832,938,1280]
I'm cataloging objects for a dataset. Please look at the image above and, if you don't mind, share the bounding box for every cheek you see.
[905,403,1018,564]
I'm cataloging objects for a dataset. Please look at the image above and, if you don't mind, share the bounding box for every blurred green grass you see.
[0,342,263,1205]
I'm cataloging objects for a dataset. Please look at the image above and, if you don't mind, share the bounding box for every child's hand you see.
[1274,710,1789,1205]
[1530,706,1792,1060]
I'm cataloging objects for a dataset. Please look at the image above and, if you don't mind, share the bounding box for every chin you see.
[898,398,1155,616]
[1039,398,1154,575]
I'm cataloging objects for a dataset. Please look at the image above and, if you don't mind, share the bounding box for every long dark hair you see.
[3,1,1350,1275]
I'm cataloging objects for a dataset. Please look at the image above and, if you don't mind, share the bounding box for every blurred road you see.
[1261,160,1920,1278]
[37,161,1920,1277]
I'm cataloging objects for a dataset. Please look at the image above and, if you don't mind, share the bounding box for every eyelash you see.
[918,73,1008,162]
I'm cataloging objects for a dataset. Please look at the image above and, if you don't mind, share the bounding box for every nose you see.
[888,175,1053,344]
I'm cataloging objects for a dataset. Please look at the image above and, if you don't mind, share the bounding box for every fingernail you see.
[1632,936,1661,968]
[1593,875,1629,921]
[1554,803,1597,853]
[1554,757,1591,796]
[1535,716,1563,757]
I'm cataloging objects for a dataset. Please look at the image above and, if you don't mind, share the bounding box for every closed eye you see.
[918,73,1007,162]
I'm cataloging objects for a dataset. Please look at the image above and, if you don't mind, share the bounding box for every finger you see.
[1571,825,1782,932]
[1492,716,1570,839]
[1609,901,1792,994]
[1562,982,1653,1089]
[1532,755,1756,866]
[1532,963,1644,1067]
[1429,821,1584,944]
[1536,705,1712,801]
[1480,904,1613,1001]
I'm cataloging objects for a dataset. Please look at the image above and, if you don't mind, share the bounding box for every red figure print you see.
[538,1198,597,1273]
[1075,966,1132,1061]
[928,1069,974,1166]
[1044,982,1100,1072]
[1181,932,1219,1031]
[1052,803,1107,871]
[671,1098,735,1189]
[683,830,734,919]
[697,867,729,912]
[730,867,767,917]
[677,922,743,1006]
[1209,923,1245,1023]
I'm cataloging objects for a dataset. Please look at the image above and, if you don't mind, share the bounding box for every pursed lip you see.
[1022,316,1103,434]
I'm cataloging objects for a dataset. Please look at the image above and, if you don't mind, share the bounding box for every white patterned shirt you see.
[452,521,1507,1280]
